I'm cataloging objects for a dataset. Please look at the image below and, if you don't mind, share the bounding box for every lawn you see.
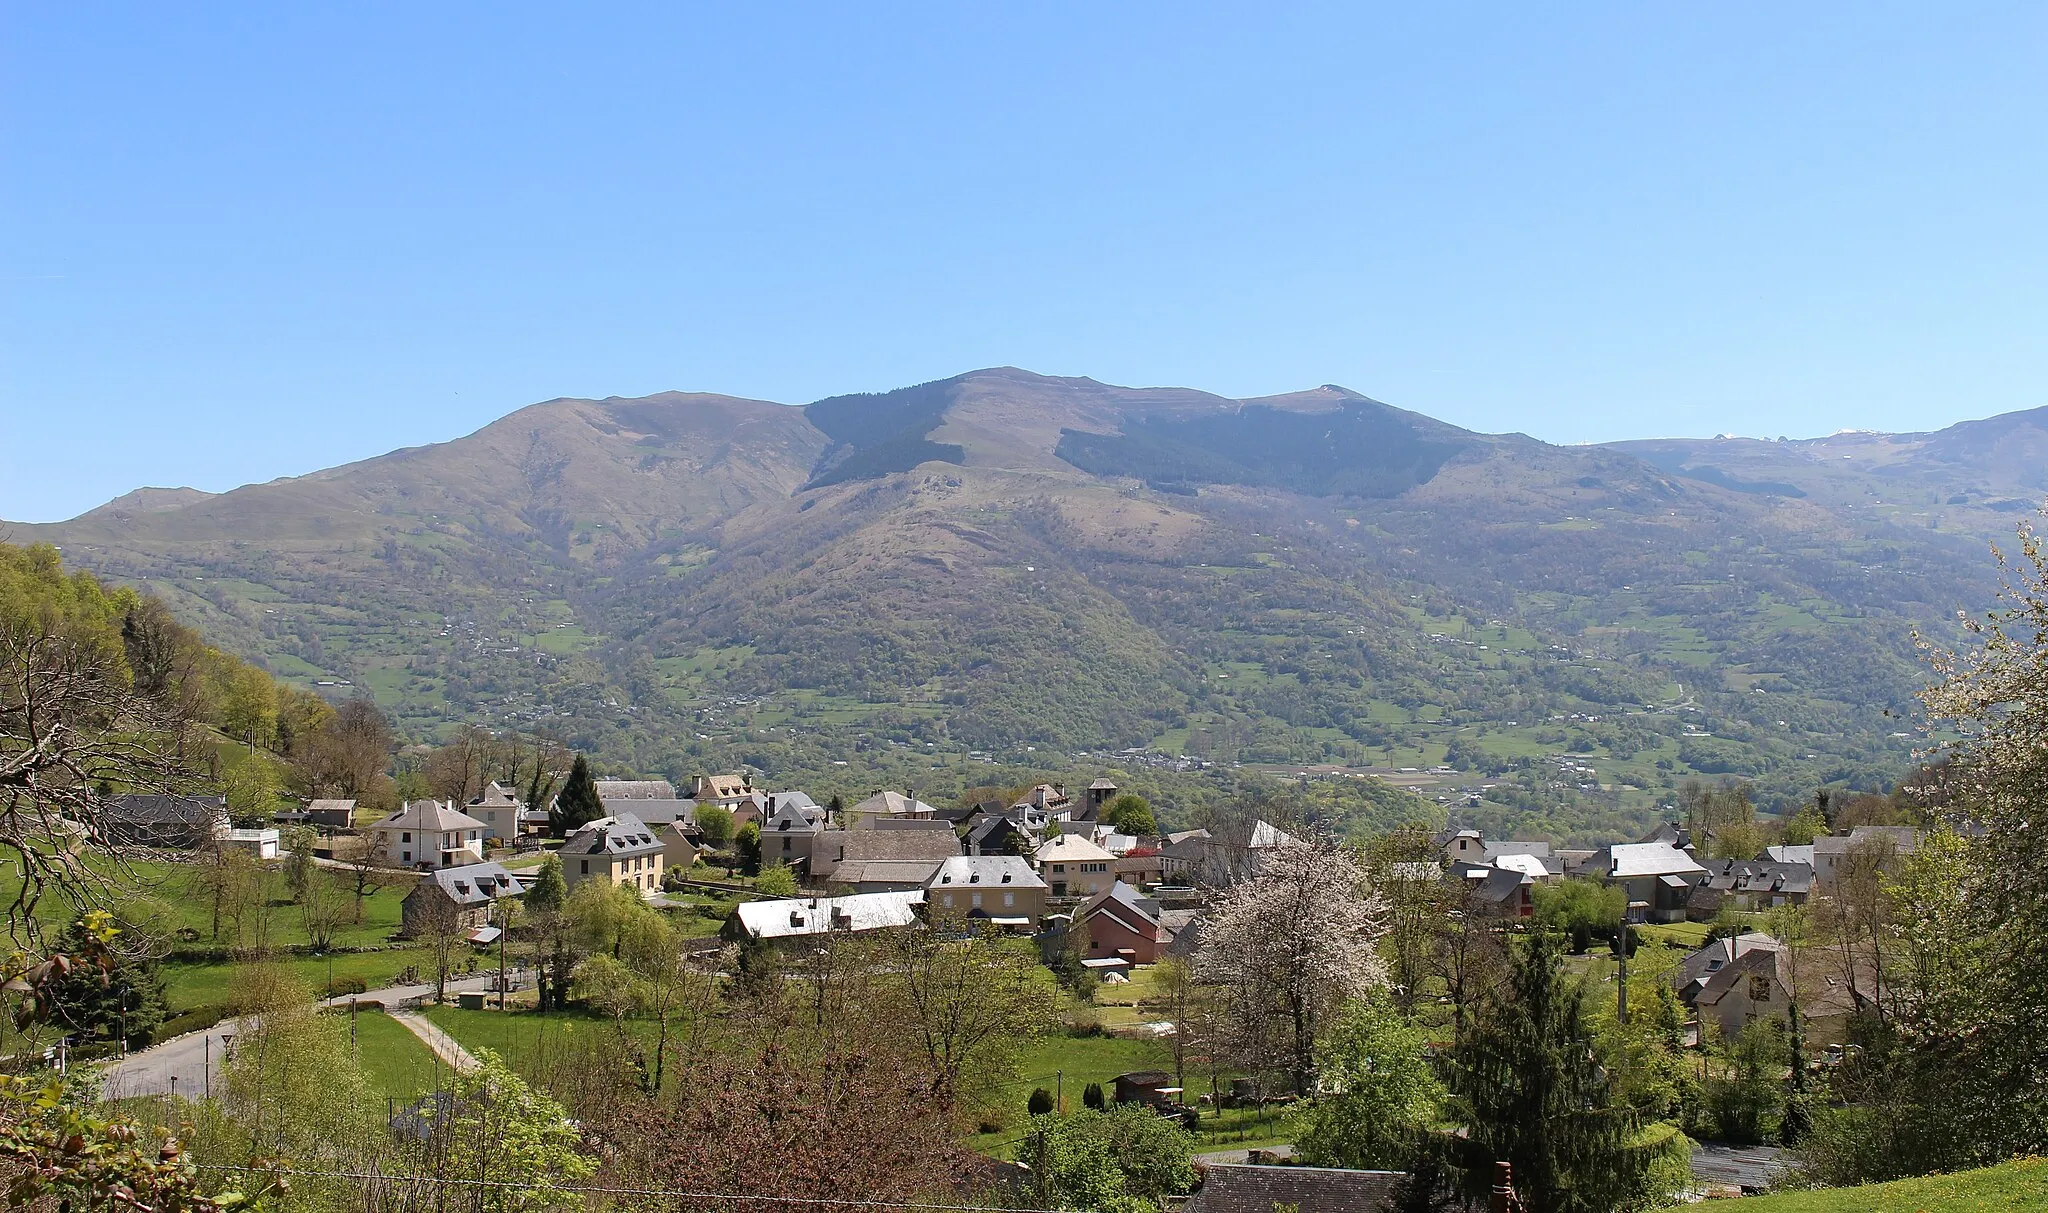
[422,1004,664,1076]
[163,947,432,1013]
[344,1008,448,1102]
[1714,1158,2048,1212]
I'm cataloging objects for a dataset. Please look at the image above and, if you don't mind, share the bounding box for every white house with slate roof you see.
[368,801,489,870]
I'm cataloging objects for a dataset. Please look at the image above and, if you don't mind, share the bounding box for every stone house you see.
[924,855,1047,927]
[401,861,524,937]
[559,812,670,894]
[1035,833,1117,899]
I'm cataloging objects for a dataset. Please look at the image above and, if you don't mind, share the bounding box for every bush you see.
[322,975,369,998]
[1083,1082,1106,1111]
[1028,1087,1055,1116]
[661,865,690,892]
[152,1003,231,1045]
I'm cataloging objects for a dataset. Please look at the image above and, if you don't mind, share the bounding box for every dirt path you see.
[389,1009,478,1072]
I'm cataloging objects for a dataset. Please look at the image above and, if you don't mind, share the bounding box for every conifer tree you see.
[1442,931,1668,1213]
[550,753,605,837]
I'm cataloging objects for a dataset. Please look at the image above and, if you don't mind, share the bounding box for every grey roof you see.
[416,862,524,908]
[1603,842,1707,879]
[814,828,961,873]
[372,801,490,834]
[559,813,664,857]
[468,782,522,809]
[1076,881,1166,935]
[828,860,945,888]
[594,779,678,800]
[1088,777,1120,790]
[928,855,1047,891]
[1814,826,1922,856]
[1765,844,1815,865]
[765,799,824,833]
[1483,840,1552,861]
[100,793,228,825]
[850,790,938,817]
[1186,1165,1402,1213]
[731,891,923,940]
[617,798,697,827]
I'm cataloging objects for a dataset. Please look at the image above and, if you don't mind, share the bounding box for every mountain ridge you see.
[9,368,2028,842]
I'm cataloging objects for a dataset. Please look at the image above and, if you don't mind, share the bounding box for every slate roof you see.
[618,798,697,827]
[1697,858,1813,897]
[594,779,678,800]
[828,860,945,887]
[1491,852,1551,879]
[306,798,357,819]
[559,813,664,858]
[850,790,939,818]
[1765,844,1816,865]
[416,862,524,908]
[100,794,228,825]
[1185,1164,1402,1213]
[1678,932,1785,999]
[1604,842,1707,879]
[1814,826,1921,857]
[928,855,1047,891]
[1483,840,1552,862]
[730,891,924,940]
[372,801,490,834]
[814,828,961,870]
[468,782,522,809]
[1076,881,1171,939]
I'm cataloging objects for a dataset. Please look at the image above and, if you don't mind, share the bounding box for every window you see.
[580,860,589,874]
[402,851,412,863]
[1003,892,1015,907]
[402,832,412,843]
[971,892,983,908]
[1749,975,1772,1002]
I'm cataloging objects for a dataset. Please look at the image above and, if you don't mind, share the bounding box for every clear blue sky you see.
[3,5,2044,521]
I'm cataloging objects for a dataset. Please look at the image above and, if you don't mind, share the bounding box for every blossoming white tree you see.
[1196,838,1388,1096]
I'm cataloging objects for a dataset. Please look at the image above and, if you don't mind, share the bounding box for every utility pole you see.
[1615,924,1629,1025]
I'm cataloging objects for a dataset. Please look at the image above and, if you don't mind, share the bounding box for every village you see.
[84,764,1926,1207]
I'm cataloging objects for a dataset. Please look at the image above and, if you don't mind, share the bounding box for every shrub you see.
[1028,1087,1055,1116]
[1083,1082,1106,1111]
[322,975,369,998]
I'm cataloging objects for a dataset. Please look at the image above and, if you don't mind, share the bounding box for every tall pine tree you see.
[1442,930,1671,1213]
[549,754,605,837]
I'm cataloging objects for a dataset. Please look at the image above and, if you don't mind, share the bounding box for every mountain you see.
[10,368,2027,842]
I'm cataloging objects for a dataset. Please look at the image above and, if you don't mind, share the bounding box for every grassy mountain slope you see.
[10,369,2019,841]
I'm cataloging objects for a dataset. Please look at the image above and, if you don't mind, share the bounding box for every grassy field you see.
[1715,1158,2048,1212]
[163,947,434,1012]
[344,1009,448,1102]
[422,1004,663,1073]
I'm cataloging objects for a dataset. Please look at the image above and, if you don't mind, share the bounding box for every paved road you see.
[98,971,525,1100]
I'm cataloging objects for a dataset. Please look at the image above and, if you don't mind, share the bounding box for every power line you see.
[191,1163,1063,1213]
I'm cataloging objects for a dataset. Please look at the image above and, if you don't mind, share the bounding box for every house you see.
[368,801,489,870]
[465,782,524,843]
[401,861,525,936]
[688,774,753,804]
[304,799,358,830]
[964,813,1036,857]
[1489,851,1555,883]
[845,790,940,826]
[723,890,924,944]
[559,812,668,893]
[1013,783,1072,814]
[1113,847,1165,888]
[1677,932,1793,1039]
[96,794,230,850]
[924,855,1047,927]
[1159,829,1212,882]
[1589,842,1707,923]
[222,828,280,859]
[1074,881,1178,964]
[1452,861,1536,918]
[597,778,681,801]
[1813,826,1921,893]
[1112,1070,1177,1108]
[1689,858,1814,916]
[761,795,827,871]
[1184,1165,1403,1213]
[1439,828,1487,864]
[1036,834,1117,899]
[1196,820,1302,886]
[812,827,961,890]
